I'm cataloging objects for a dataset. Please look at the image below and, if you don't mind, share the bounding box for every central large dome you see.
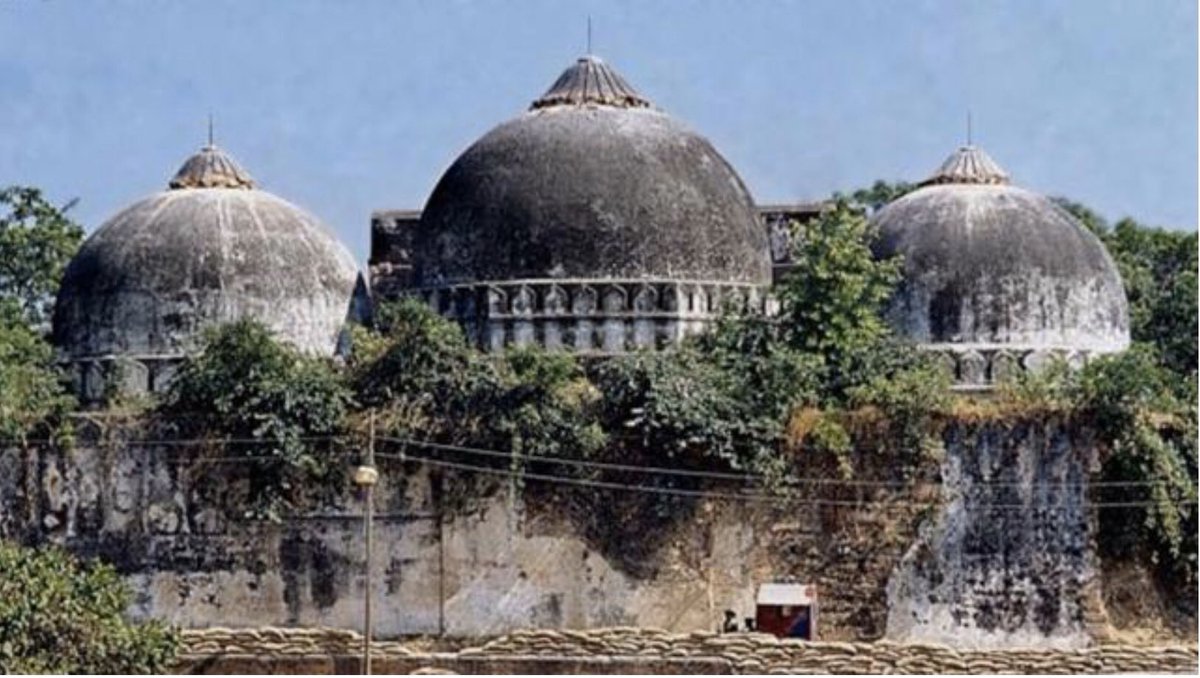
[414,55,769,287]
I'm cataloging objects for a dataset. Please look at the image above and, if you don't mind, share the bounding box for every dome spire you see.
[921,144,1010,187]
[530,55,653,110]
[168,133,256,190]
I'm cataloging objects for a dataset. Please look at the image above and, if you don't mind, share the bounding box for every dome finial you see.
[587,15,592,55]
[531,54,653,110]
[207,112,214,148]
[966,110,972,146]
[169,140,256,190]
[921,144,1010,186]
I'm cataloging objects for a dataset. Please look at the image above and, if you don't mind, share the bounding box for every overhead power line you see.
[377,450,1197,511]
[375,435,1185,490]
[1,431,1189,489]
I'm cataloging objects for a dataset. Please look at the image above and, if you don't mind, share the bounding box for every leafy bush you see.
[0,310,74,442]
[0,187,82,444]
[350,301,607,508]
[0,541,179,673]
[593,347,782,478]
[350,298,502,444]
[773,199,901,365]
[162,320,351,520]
[492,347,606,468]
[998,344,1197,592]
[1074,346,1197,588]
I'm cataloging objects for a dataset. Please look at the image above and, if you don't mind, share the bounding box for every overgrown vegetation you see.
[159,320,352,521]
[0,187,81,444]
[0,541,179,673]
[1046,199,1199,598]
[0,186,85,329]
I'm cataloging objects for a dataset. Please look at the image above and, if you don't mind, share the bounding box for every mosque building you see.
[52,54,1129,398]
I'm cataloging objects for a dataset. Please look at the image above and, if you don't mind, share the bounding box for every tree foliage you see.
[1009,200,1198,592]
[1075,346,1197,589]
[1103,219,1197,381]
[774,199,901,360]
[0,313,73,442]
[493,347,606,468]
[349,299,606,504]
[847,179,917,212]
[0,186,85,328]
[593,347,784,477]
[0,187,81,443]
[0,541,179,674]
[162,320,351,520]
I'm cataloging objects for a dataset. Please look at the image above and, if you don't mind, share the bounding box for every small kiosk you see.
[755,583,817,639]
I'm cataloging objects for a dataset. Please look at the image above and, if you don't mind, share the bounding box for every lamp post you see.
[353,412,378,675]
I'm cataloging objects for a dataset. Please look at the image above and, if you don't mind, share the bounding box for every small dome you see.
[54,144,361,364]
[414,55,770,287]
[870,146,1129,354]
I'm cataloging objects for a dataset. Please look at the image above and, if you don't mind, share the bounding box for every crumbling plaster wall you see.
[0,419,1102,646]
[0,434,778,637]
[887,418,1100,648]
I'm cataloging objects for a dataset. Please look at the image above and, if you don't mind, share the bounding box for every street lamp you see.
[354,413,378,675]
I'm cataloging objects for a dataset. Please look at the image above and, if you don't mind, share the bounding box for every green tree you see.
[1103,219,1197,381]
[0,315,73,442]
[0,541,179,673]
[848,179,916,212]
[771,198,927,404]
[1075,346,1197,589]
[494,347,606,467]
[0,187,82,442]
[162,320,351,520]
[594,347,782,477]
[1051,196,1109,237]
[0,186,85,328]
[775,199,900,358]
[700,310,824,421]
[349,298,504,444]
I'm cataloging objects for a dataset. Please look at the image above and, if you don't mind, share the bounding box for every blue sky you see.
[1,0,1195,263]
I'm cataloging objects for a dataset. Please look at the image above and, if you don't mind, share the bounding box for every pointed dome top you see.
[920,145,1010,187]
[168,144,256,190]
[530,55,653,110]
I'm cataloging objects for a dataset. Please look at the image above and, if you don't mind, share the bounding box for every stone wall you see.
[887,418,1099,648]
[0,418,1118,646]
[173,627,1199,674]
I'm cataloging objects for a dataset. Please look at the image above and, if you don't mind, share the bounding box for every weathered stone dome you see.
[414,55,770,287]
[53,144,361,389]
[870,146,1129,361]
